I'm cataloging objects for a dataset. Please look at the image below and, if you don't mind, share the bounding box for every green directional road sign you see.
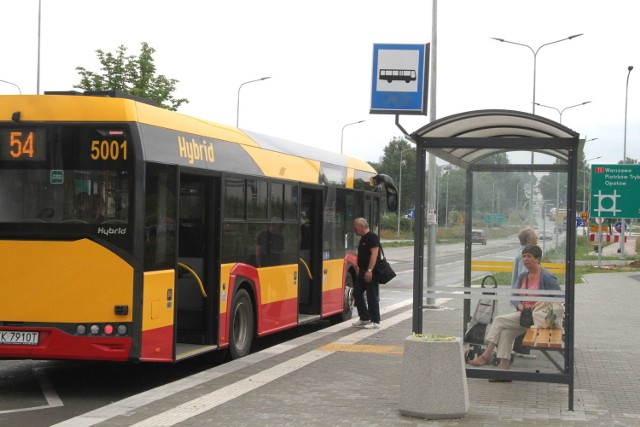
[483,213,504,225]
[590,164,640,218]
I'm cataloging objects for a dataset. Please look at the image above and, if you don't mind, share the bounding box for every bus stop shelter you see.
[406,109,581,409]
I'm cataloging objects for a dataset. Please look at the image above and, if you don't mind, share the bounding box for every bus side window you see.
[178,184,205,258]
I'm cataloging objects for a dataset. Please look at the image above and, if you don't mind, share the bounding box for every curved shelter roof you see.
[409,109,581,170]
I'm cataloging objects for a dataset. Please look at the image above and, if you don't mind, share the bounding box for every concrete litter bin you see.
[398,334,469,419]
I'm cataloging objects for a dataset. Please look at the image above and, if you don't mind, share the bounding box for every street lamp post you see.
[445,171,450,229]
[0,79,22,94]
[37,0,42,94]
[581,154,601,212]
[492,182,496,213]
[623,66,634,163]
[515,180,525,223]
[340,120,365,154]
[236,77,271,128]
[491,34,584,114]
[535,101,592,123]
[534,101,591,245]
[580,154,603,251]
[396,147,412,236]
[492,34,583,226]
[621,65,633,255]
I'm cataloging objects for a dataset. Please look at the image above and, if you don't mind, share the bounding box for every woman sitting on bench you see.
[468,244,561,371]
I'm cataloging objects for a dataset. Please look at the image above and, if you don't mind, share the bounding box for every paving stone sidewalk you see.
[90,272,640,427]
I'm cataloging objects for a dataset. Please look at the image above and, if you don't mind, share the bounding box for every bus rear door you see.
[298,187,323,322]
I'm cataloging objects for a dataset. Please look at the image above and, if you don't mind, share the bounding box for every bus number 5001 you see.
[90,140,128,161]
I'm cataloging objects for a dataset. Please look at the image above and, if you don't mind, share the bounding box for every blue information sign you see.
[370,44,430,115]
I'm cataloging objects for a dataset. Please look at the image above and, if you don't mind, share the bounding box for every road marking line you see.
[128,309,415,427]
[51,298,416,427]
[319,343,404,354]
[0,368,63,415]
[35,367,63,408]
[130,350,332,427]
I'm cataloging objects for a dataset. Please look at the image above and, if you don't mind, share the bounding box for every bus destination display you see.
[0,128,46,161]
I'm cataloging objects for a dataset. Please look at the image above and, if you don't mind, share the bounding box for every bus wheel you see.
[229,288,254,359]
[332,273,354,324]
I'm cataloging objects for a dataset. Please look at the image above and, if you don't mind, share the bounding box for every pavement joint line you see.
[125,304,419,426]
[51,297,425,427]
[319,343,404,354]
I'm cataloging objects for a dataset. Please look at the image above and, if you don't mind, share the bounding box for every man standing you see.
[511,227,539,304]
[351,217,381,329]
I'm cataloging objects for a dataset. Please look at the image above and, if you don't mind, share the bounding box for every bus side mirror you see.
[372,174,398,212]
[387,192,398,212]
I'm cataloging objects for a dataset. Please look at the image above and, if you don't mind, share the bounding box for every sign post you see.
[593,217,605,268]
[370,43,430,333]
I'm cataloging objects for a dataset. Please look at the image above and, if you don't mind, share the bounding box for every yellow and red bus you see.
[0,91,397,362]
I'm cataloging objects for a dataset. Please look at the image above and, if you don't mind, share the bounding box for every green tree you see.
[375,139,543,227]
[438,167,466,225]
[75,42,188,111]
[371,137,417,215]
[539,159,568,209]
[619,157,639,164]
[469,154,527,223]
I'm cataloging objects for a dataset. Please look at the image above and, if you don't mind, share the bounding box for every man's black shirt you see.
[357,231,380,270]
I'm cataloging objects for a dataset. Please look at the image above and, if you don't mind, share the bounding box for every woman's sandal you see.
[468,354,489,366]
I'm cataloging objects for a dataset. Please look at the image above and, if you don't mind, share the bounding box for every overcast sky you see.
[1,0,638,166]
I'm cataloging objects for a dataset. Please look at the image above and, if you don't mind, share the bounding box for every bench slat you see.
[538,328,551,347]
[522,328,537,347]
[522,327,564,349]
[549,329,564,348]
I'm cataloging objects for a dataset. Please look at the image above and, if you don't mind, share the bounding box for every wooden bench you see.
[522,327,564,349]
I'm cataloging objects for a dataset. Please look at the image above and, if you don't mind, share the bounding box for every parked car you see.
[538,231,553,240]
[471,229,487,245]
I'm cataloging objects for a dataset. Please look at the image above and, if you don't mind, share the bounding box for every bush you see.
[380,214,415,239]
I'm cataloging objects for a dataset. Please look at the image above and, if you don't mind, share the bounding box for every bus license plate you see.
[0,330,39,346]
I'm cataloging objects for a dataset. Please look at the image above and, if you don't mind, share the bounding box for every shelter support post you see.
[412,143,426,334]
[463,170,473,327]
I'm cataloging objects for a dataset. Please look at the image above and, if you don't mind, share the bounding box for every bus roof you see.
[1,94,377,186]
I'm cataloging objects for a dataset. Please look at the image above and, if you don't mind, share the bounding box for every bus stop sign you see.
[370,44,430,115]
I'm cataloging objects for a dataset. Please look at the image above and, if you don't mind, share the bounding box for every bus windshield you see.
[0,124,132,237]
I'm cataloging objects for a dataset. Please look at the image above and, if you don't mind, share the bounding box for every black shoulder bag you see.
[519,273,534,327]
[373,244,396,284]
